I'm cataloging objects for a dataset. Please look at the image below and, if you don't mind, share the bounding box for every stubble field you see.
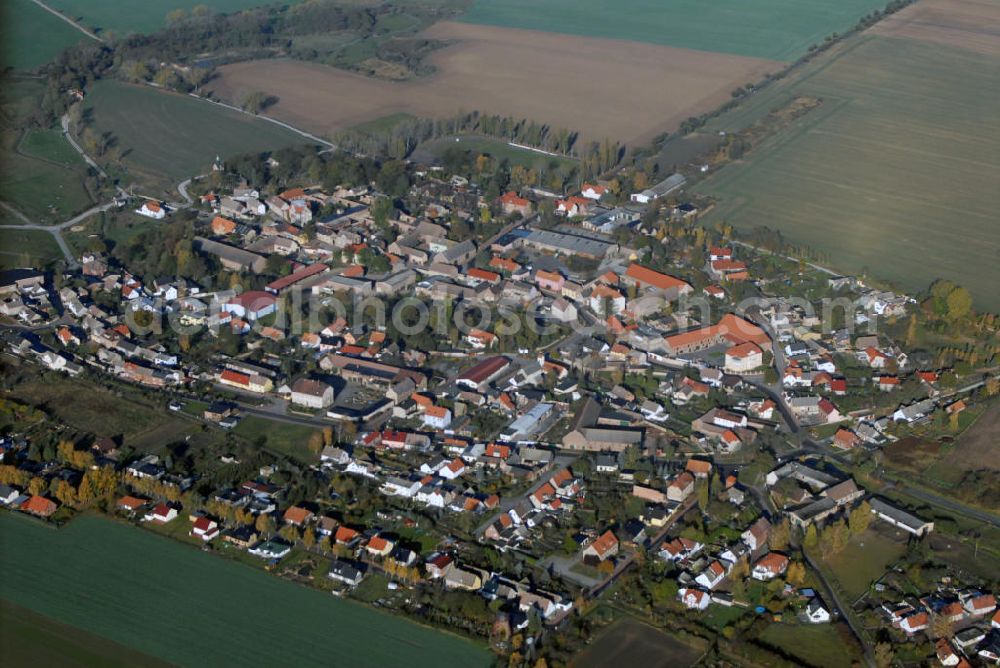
[696,0,1000,309]
[207,21,780,146]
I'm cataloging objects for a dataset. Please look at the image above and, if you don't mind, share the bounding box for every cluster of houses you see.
[881,589,1000,665]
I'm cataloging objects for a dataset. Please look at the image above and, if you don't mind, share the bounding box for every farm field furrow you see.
[696,32,1000,310]
[0,513,492,668]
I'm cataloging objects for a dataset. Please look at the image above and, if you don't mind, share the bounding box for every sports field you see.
[0,513,491,668]
[82,80,308,188]
[460,0,888,61]
[208,22,779,145]
[0,0,90,71]
[696,8,1000,309]
[48,0,296,36]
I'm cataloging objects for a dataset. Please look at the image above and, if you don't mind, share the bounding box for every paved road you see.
[61,115,106,178]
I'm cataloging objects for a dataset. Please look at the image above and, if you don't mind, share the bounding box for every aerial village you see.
[2,156,998,666]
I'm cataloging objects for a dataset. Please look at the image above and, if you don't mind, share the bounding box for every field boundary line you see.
[29,0,103,43]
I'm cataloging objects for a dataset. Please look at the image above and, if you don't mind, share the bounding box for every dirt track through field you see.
[871,0,1000,56]
[207,22,780,144]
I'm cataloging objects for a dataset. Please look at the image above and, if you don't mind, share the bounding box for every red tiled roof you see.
[625,263,690,292]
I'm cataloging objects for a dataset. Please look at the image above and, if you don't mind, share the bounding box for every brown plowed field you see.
[871,0,1000,56]
[207,21,780,144]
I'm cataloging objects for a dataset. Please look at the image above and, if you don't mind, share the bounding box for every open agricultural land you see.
[0,513,491,668]
[459,0,888,61]
[0,599,171,668]
[81,80,309,190]
[208,21,780,146]
[0,0,91,71]
[695,0,1000,310]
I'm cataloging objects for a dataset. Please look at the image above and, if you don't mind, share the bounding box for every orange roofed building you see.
[664,313,770,356]
[623,263,693,300]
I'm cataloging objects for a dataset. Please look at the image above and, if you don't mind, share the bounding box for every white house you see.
[136,200,166,219]
[806,598,831,623]
[422,405,452,430]
[724,342,764,375]
[290,378,334,409]
[695,561,727,590]
[678,588,711,610]
[191,516,220,541]
[581,184,606,200]
[752,553,789,581]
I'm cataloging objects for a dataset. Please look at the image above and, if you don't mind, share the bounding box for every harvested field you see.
[951,403,1000,472]
[871,0,1000,56]
[207,22,780,145]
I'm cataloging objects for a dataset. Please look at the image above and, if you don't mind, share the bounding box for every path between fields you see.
[30,0,103,42]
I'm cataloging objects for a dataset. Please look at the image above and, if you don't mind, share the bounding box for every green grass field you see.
[0,0,91,71]
[459,0,888,61]
[1,125,95,224]
[759,622,858,668]
[20,128,85,166]
[49,0,298,36]
[824,526,907,599]
[233,415,321,462]
[0,599,171,668]
[696,36,1000,310]
[0,513,490,668]
[82,80,308,188]
[0,228,63,269]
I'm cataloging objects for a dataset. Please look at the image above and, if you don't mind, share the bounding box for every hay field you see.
[696,17,1000,309]
[207,22,780,146]
[460,0,889,61]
